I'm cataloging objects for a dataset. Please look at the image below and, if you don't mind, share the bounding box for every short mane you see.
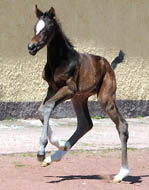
[54,18,74,49]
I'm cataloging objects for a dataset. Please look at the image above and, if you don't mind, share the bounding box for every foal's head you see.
[28,5,56,56]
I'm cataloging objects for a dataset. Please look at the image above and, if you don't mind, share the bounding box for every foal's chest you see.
[53,65,69,86]
[43,62,77,89]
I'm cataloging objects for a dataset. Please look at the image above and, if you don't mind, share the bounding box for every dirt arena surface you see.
[1,117,149,154]
[0,117,149,189]
[0,149,149,190]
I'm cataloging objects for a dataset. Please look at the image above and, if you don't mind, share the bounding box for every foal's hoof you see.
[113,177,121,183]
[113,168,129,183]
[37,152,45,162]
[41,161,50,167]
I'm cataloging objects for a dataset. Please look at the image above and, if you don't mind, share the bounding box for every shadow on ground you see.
[45,174,149,184]
[45,174,104,183]
[124,175,149,184]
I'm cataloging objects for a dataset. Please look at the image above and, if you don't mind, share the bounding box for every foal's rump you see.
[77,51,124,95]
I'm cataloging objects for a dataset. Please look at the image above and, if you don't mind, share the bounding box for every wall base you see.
[0,100,148,120]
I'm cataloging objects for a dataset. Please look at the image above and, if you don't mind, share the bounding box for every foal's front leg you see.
[37,85,76,161]
[41,96,93,167]
[37,102,56,161]
[37,86,56,161]
[38,101,68,161]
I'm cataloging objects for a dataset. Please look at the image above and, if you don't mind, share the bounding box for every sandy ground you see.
[0,117,149,154]
[0,150,149,190]
[0,117,149,189]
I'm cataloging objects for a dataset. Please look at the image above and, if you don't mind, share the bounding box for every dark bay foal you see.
[28,5,129,182]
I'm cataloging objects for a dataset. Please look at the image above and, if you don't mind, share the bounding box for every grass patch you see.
[92,115,104,119]
[22,153,35,157]
[81,143,90,147]
[4,117,16,121]
[61,139,67,142]
[79,149,87,153]
[128,147,138,151]
[69,149,90,156]
[69,151,78,156]
[15,163,26,168]
[101,148,116,154]
[69,150,103,156]
[136,115,143,119]
[64,148,138,157]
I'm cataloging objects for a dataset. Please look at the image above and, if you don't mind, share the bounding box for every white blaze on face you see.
[36,20,45,35]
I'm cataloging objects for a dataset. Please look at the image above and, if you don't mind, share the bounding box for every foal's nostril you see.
[28,43,36,50]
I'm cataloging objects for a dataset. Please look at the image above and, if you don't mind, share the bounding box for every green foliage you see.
[136,115,143,119]
[92,115,103,119]
[15,163,26,168]
[127,147,138,151]
[22,153,34,157]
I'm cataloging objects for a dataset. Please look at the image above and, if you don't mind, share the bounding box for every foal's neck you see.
[47,22,74,69]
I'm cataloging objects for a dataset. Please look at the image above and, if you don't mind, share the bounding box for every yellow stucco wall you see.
[0,0,149,102]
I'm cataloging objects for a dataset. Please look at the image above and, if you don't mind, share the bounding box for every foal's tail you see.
[111,50,125,69]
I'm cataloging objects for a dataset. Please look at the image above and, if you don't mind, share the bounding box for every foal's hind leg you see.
[41,96,93,166]
[98,72,129,182]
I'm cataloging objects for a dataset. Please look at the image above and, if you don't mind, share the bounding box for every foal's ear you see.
[35,5,43,18]
[48,7,56,19]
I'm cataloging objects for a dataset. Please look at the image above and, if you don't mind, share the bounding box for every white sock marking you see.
[48,128,66,150]
[44,142,71,164]
[114,167,129,181]
[38,102,55,153]
[36,20,45,35]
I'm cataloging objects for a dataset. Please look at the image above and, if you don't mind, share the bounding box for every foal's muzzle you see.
[28,43,38,56]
